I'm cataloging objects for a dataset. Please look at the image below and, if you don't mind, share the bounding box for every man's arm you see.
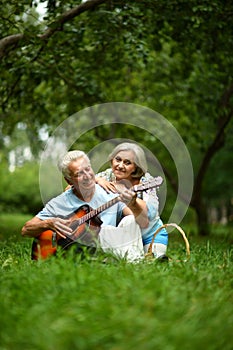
[21,216,73,239]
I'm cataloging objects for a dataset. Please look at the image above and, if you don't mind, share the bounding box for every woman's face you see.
[111,150,137,181]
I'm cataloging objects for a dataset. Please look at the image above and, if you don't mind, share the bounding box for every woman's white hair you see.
[108,142,148,179]
[58,150,90,179]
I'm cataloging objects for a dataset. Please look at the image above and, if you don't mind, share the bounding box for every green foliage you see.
[205,144,233,200]
[0,227,232,350]
[1,0,233,232]
[0,213,32,241]
[1,0,232,135]
[0,162,42,214]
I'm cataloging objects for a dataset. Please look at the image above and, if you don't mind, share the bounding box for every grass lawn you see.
[0,213,32,241]
[0,214,232,350]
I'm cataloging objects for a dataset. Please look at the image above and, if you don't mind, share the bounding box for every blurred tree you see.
[0,0,232,234]
[0,161,42,214]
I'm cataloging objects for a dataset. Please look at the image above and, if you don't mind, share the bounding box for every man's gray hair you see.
[58,150,90,179]
[108,142,148,179]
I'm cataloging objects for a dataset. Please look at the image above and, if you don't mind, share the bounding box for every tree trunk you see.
[190,85,233,235]
[194,200,210,236]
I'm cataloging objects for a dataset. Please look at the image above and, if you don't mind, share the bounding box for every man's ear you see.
[65,177,72,185]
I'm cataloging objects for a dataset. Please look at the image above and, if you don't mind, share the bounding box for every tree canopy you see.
[0,0,233,234]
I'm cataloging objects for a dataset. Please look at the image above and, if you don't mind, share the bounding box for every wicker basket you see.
[145,223,190,261]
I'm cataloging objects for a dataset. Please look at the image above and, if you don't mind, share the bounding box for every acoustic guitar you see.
[31,176,163,260]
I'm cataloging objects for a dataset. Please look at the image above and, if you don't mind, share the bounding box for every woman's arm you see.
[121,191,149,229]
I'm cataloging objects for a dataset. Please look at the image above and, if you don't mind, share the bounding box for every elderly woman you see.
[96,142,168,259]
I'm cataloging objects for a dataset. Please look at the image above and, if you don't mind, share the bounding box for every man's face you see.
[67,157,95,193]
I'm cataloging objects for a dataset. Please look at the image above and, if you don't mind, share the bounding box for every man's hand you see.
[21,216,73,239]
[49,218,73,239]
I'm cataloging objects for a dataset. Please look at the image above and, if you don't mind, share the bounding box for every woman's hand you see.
[119,189,137,206]
[96,177,118,193]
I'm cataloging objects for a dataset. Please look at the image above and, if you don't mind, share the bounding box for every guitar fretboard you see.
[70,195,121,232]
[70,176,163,233]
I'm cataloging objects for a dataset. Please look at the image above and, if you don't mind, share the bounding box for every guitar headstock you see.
[133,176,163,192]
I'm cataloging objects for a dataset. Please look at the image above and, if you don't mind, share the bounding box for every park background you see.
[0,1,232,349]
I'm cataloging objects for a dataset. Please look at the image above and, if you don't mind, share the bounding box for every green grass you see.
[0,213,32,241]
[0,214,232,350]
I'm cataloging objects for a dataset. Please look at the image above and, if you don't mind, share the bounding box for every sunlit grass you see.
[0,214,232,350]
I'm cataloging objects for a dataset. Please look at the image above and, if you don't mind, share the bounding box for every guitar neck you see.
[77,195,121,226]
[71,176,163,230]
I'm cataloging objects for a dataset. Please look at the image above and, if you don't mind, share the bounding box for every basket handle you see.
[145,223,190,259]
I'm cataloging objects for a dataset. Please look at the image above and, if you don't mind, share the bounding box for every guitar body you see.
[31,205,102,260]
[31,230,56,260]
